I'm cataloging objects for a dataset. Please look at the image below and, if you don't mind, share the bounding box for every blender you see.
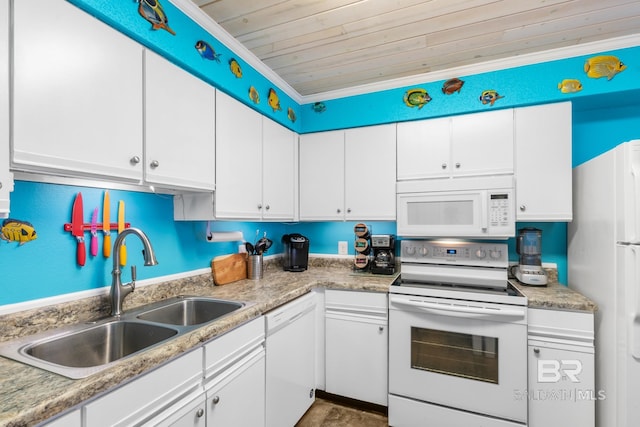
[513,227,547,286]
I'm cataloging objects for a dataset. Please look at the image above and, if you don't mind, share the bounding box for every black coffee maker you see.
[282,234,310,272]
[370,234,395,275]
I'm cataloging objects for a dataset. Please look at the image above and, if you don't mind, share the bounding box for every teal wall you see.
[2,0,640,306]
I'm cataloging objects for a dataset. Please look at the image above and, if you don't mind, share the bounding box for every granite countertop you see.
[0,258,596,426]
[0,258,397,427]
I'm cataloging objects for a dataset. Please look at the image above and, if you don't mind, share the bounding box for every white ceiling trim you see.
[171,0,640,105]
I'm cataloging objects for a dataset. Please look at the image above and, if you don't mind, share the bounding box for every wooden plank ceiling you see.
[191,0,640,97]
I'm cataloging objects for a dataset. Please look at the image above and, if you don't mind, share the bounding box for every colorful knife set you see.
[63,191,130,266]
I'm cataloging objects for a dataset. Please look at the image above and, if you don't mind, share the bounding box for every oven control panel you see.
[401,240,508,267]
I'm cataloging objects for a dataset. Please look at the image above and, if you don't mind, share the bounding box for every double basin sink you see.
[0,296,246,379]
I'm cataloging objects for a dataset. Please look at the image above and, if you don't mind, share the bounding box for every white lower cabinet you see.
[41,409,82,427]
[325,290,388,406]
[83,349,203,427]
[265,293,317,427]
[204,317,266,427]
[145,392,206,427]
[527,308,595,427]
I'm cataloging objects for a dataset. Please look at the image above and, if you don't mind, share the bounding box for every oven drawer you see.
[388,394,524,427]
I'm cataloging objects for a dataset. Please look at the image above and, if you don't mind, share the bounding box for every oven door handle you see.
[391,298,525,319]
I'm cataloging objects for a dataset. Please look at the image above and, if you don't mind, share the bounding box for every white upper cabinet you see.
[262,117,297,221]
[397,109,514,180]
[299,130,345,220]
[144,50,215,191]
[0,0,13,218]
[215,91,263,219]
[515,102,572,221]
[12,0,143,182]
[215,91,297,220]
[451,109,514,177]
[344,124,396,220]
[299,124,396,221]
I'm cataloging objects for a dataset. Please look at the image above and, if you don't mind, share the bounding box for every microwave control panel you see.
[489,193,511,227]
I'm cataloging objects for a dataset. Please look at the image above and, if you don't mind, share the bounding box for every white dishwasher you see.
[265,292,317,427]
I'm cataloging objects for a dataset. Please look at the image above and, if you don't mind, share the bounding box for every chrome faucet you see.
[109,228,158,317]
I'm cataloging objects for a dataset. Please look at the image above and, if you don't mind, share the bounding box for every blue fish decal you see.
[195,40,221,62]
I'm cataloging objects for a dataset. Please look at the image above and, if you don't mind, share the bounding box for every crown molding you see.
[170,0,303,104]
[301,34,640,103]
[169,0,640,105]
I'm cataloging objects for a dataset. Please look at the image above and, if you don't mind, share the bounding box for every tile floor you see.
[295,397,388,427]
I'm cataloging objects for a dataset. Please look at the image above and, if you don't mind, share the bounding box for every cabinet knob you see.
[520,205,526,212]
[196,408,204,418]
[533,347,540,354]
[455,162,461,168]
[130,156,141,165]
[0,182,2,190]
[337,208,341,214]
[265,205,270,210]
[212,395,220,404]
[257,204,262,210]
[441,163,447,169]
[150,160,160,169]
[347,208,352,213]
[379,326,384,332]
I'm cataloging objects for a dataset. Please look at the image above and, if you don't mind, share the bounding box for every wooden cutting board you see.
[211,253,247,285]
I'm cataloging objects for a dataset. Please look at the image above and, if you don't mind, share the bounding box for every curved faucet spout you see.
[110,228,158,317]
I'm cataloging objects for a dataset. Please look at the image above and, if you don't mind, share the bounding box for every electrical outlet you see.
[338,241,348,255]
[239,244,247,253]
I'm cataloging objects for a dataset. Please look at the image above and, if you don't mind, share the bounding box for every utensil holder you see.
[247,254,263,280]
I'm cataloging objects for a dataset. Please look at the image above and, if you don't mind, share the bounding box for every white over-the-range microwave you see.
[396,175,515,239]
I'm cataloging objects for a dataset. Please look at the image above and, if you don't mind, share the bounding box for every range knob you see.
[475,249,487,259]
[405,246,416,255]
[419,247,429,257]
[490,249,502,259]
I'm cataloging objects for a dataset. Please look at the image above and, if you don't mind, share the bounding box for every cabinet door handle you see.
[441,163,447,169]
[533,347,540,354]
[212,395,220,404]
[520,205,526,212]
[378,326,384,332]
[265,204,270,210]
[150,160,160,169]
[347,208,351,213]
[130,156,141,165]
[455,162,461,168]
[196,408,204,418]
[257,204,263,210]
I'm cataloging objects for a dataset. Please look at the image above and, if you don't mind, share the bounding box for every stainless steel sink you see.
[24,321,177,368]
[136,296,243,326]
[0,295,247,379]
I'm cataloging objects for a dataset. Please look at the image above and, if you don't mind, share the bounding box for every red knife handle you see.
[77,237,86,266]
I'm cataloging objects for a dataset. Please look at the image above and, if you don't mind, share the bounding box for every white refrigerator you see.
[568,139,640,427]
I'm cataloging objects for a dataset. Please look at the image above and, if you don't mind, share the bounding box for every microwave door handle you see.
[481,191,488,232]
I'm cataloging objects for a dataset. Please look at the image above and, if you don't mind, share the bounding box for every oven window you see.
[410,327,499,384]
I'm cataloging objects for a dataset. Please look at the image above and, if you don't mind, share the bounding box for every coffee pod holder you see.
[353,222,372,272]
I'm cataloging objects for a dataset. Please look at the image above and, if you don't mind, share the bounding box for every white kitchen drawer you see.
[528,308,594,346]
[204,316,264,379]
[83,349,203,427]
